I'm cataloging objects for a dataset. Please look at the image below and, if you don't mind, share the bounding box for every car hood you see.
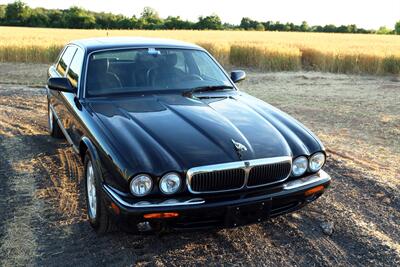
[88,91,323,176]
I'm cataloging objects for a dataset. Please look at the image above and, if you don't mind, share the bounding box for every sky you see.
[1,0,399,29]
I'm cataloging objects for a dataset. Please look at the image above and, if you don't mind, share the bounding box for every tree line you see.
[1,1,400,34]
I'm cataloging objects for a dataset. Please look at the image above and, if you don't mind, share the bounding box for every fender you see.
[80,136,104,182]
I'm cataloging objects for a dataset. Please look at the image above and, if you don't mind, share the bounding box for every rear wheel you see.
[48,102,63,138]
[84,152,115,234]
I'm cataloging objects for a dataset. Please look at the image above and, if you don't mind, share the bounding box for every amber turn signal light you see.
[143,212,179,219]
[110,202,120,215]
[304,185,325,197]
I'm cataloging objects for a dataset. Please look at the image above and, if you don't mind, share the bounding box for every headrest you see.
[88,58,109,74]
[165,54,177,67]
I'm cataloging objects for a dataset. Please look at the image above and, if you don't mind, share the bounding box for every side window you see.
[67,49,84,89]
[56,46,77,77]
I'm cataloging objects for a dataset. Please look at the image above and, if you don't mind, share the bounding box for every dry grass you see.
[1,26,400,74]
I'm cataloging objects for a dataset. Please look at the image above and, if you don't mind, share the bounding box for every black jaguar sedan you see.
[46,37,331,233]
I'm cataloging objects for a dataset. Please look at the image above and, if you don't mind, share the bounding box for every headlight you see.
[159,173,181,195]
[309,152,325,172]
[130,174,153,197]
[292,156,308,176]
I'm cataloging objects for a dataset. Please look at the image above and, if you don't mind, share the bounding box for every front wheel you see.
[84,152,115,234]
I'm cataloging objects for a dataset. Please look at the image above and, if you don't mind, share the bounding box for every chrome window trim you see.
[186,156,292,194]
[103,184,205,208]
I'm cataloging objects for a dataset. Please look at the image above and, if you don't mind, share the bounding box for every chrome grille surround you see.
[186,156,292,194]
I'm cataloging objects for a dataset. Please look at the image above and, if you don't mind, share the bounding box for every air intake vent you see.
[190,168,245,193]
[247,162,292,187]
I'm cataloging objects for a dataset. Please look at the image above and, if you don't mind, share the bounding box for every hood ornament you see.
[231,139,247,159]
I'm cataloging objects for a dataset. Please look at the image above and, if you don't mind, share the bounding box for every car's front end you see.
[101,153,330,232]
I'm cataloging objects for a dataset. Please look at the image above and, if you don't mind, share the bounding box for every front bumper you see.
[102,170,331,231]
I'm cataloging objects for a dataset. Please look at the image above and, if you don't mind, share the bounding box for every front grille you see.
[187,157,292,194]
[190,168,245,193]
[247,162,292,187]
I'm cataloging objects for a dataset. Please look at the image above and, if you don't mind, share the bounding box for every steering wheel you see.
[182,74,203,81]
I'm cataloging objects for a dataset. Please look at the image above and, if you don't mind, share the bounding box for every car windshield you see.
[85,48,233,96]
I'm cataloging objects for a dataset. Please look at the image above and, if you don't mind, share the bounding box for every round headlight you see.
[309,152,325,172]
[292,156,308,176]
[159,173,181,195]
[130,174,153,197]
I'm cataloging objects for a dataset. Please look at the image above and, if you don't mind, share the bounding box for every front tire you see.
[84,152,115,234]
[48,102,63,138]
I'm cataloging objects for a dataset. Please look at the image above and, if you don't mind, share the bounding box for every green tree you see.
[5,1,30,25]
[223,22,236,30]
[336,25,348,33]
[300,21,309,32]
[0,5,6,21]
[347,24,357,33]
[284,23,292,31]
[95,12,117,29]
[63,7,96,29]
[255,23,265,31]
[141,7,159,20]
[377,26,392,35]
[323,24,337,32]
[116,16,132,29]
[240,17,258,30]
[395,21,400,34]
[47,9,64,28]
[164,16,193,29]
[26,8,49,27]
[196,14,222,30]
[139,7,163,29]
[273,21,285,31]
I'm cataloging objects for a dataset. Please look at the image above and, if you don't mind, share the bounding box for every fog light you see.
[137,221,152,232]
[143,212,179,219]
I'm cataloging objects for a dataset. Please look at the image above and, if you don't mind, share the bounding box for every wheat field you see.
[1,26,400,74]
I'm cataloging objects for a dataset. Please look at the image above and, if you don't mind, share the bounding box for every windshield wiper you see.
[182,85,234,97]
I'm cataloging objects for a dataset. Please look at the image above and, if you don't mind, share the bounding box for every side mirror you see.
[47,77,75,93]
[230,70,246,83]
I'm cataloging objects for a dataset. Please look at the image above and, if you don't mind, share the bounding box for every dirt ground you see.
[0,62,399,266]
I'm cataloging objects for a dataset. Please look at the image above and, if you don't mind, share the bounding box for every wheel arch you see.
[80,136,104,182]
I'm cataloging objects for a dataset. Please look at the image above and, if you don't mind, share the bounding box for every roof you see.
[70,37,203,53]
